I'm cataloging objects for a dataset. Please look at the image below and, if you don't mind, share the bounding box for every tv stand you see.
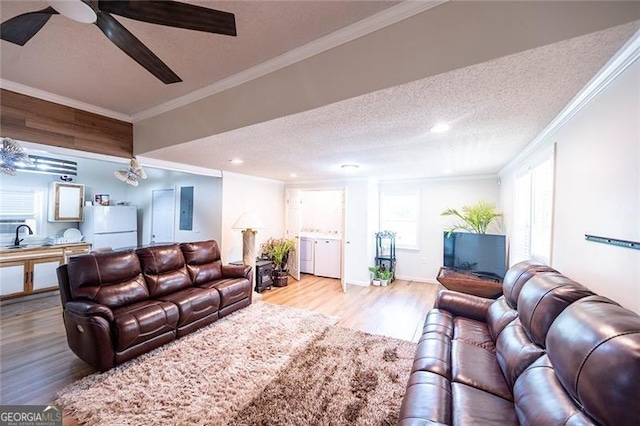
[436,267,503,299]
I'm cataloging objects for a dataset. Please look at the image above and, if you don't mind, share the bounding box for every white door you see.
[285,189,302,280]
[340,189,347,293]
[151,189,175,244]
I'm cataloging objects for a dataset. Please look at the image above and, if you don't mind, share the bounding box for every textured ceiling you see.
[0,0,399,114]
[1,2,639,183]
[144,21,639,181]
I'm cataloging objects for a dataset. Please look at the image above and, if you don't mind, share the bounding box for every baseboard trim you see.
[394,276,440,285]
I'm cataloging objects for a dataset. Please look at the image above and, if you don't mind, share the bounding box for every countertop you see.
[300,232,342,240]
[0,242,90,257]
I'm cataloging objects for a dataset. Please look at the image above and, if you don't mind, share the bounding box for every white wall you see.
[300,190,343,233]
[128,169,222,246]
[553,59,639,312]
[380,177,502,283]
[501,59,640,313]
[220,172,285,263]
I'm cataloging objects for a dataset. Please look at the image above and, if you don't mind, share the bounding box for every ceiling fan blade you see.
[95,11,182,84]
[0,7,58,46]
[98,0,236,36]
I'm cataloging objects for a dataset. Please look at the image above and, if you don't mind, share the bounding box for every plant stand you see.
[375,231,397,281]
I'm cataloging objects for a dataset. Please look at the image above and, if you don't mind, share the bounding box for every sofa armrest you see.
[222,264,252,280]
[435,290,493,322]
[65,300,114,322]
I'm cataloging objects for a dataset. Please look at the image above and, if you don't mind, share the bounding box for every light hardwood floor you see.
[0,274,440,406]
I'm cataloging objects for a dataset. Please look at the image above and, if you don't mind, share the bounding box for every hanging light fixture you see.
[0,137,33,176]
[114,157,147,186]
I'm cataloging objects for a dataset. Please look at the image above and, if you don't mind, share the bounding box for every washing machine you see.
[300,236,315,274]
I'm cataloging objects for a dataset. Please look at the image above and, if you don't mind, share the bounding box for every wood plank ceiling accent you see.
[0,89,133,158]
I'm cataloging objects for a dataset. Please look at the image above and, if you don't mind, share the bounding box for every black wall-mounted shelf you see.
[585,234,640,251]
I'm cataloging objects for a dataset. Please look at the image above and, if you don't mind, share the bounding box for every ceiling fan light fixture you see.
[49,0,97,24]
[114,157,147,187]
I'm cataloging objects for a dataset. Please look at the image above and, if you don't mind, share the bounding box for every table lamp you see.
[231,212,265,282]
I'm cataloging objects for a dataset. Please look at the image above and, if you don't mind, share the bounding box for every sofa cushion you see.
[546,296,640,426]
[157,287,220,327]
[502,261,557,309]
[67,250,149,308]
[486,296,517,341]
[413,333,452,380]
[423,309,454,338]
[495,319,545,389]
[517,273,594,347]
[451,383,518,426]
[181,240,223,285]
[399,371,452,425]
[199,278,251,308]
[513,356,596,425]
[451,340,512,401]
[136,245,193,297]
[453,317,495,353]
[112,300,179,352]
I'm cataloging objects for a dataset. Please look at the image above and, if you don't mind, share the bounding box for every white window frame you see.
[379,189,420,250]
[512,145,555,265]
[0,188,44,243]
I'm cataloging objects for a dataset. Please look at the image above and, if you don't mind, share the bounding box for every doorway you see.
[151,188,175,244]
[286,188,347,293]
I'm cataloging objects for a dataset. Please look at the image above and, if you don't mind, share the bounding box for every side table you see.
[231,259,274,293]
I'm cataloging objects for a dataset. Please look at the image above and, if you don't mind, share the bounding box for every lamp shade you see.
[232,212,265,230]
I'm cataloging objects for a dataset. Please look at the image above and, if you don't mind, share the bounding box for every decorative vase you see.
[273,270,288,287]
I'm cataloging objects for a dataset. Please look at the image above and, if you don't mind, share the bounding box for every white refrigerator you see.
[80,206,138,250]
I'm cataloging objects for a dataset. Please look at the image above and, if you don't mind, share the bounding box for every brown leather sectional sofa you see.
[57,240,252,371]
[399,261,640,425]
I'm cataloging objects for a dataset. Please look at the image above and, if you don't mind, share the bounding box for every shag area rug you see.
[56,302,416,425]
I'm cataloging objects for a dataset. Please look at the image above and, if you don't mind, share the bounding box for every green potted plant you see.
[379,269,393,286]
[261,237,297,287]
[441,200,502,235]
[368,265,381,286]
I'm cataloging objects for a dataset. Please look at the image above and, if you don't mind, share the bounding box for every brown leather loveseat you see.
[399,261,640,425]
[57,240,252,371]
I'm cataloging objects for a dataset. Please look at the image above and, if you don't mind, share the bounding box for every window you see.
[0,189,43,239]
[513,150,554,264]
[380,191,419,249]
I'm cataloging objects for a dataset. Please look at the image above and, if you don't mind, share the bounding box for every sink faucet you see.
[14,224,33,246]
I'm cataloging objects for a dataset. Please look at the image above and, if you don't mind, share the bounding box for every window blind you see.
[0,189,37,217]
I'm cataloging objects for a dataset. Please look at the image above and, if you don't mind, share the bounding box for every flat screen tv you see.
[443,232,507,280]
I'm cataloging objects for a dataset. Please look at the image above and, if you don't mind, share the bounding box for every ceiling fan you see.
[0,0,236,84]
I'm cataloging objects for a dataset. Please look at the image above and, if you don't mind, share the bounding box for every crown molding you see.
[500,28,640,176]
[379,174,499,185]
[131,0,448,123]
[0,79,132,123]
[221,170,285,185]
[137,156,222,177]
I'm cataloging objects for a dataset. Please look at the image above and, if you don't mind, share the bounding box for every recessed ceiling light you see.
[341,164,360,172]
[290,173,298,178]
[229,159,243,165]
[430,123,451,133]
[442,169,453,174]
